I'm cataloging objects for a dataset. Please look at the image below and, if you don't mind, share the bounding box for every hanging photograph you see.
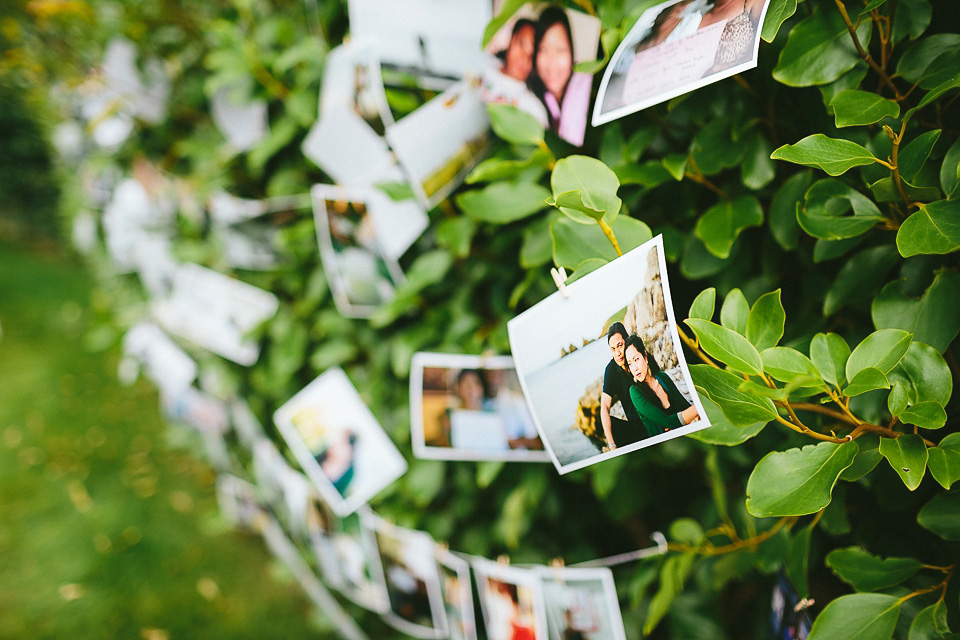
[362,511,449,638]
[320,40,395,133]
[273,367,408,516]
[593,0,771,125]
[309,507,391,612]
[436,549,478,640]
[311,184,409,318]
[150,262,279,366]
[346,0,490,87]
[472,558,548,640]
[537,566,626,640]
[507,235,710,474]
[161,385,232,471]
[216,474,270,533]
[482,3,601,147]
[302,106,404,187]
[120,321,198,395]
[410,352,549,462]
[385,78,491,210]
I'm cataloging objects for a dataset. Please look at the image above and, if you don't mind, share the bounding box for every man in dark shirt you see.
[598,322,647,450]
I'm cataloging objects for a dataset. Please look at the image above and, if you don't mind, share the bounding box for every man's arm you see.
[600,392,616,449]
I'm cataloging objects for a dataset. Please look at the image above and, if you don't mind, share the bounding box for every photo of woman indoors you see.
[623,334,700,437]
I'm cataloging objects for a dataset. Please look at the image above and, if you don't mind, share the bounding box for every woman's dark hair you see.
[457,368,490,399]
[624,334,663,377]
[606,321,629,344]
[527,7,574,109]
[315,430,357,465]
[495,18,536,62]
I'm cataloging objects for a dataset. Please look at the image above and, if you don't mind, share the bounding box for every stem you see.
[676,326,721,369]
[684,157,729,198]
[832,0,903,99]
[597,219,622,256]
[888,121,913,209]
[669,517,798,556]
[774,413,847,443]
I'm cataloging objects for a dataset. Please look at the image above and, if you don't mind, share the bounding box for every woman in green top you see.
[624,334,700,437]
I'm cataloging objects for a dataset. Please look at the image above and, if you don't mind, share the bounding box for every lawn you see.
[0,240,329,639]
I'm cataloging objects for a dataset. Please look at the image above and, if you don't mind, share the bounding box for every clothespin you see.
[549,557,566,582]
[794,598,814,612]
[497,554,510,566]
[551,267,569,298]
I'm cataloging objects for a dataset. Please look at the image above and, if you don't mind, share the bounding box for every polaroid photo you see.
[482,3,601,147]
[320,40,395,132]
[593,0,772,126]
[210,77,269,152]
[472,558,549,640]
[346,0,490,87]
[313,507,391,612]
[102,177,171,274]
[436,549,479,640]
[252,439,311,537]
[228,399,266,449]
[216,474,270,533]
[302,106,403,187]
[507,235,710,474]
[120,321,198,395]
[362,511,449,638]
[161,385,233,471]
[537,566,626,640]
[386,78,491,209]
[411,352,550,463]
[273,367,408,517]
[150,262,279,366]
[215,222,281,271]
[311,184,409,318]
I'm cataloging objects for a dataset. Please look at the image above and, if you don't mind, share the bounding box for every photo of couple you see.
[508,236,709,474]
[482,3,601,147]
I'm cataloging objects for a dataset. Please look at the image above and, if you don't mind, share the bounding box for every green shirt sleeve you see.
[629,382,684,435]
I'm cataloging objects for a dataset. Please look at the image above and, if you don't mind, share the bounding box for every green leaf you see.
[899,130,941,182]
[823,245,900,316]
[830,90,900,127]
[746,441,858,517]
[519,211,556,268]
[846,328,913,381]
[892,0,931,42]
[466,149,552,184]
[643,552,695,635]
[550,215,652,269]
[761,347,822,385]
[897,34,960,84]
[879,434,928,490]
[566,258,609,283]
[843,367,890,397]
[550,156,622,226]
[770,171,812,250]
[761,0,798,43]
[810,332,850,389]
[742,132,776,190]
[887,342,953,407]
[686,392,767,445]
[546,190,605,221]
[684,318,764,376]
[897,200,960,256]
[435,217,477,259]
[903,73,960,125]
[613,161,672,188]
[826,547,923,592]
[799,179,885,240]
[747,290,785,351]
[720,288,749,335]
[868,176,942,203]
[908,600,951,640]
[940,135,960,199]
[888,381,910,417]
[486,102,545,147]
[773,4,872,86]
[694,196,763,259]
[927,433,960,490]
[841,435,883,481]
[808,594,900,640]
[481,0,526,48]
[689,365,778,426]
[662,153,687,181]
[917,490,960,540]
[738,379,790,401]
[456,181,551,224]
[899,401,947,429]
[688,288,716,322]
[773,134,878,176]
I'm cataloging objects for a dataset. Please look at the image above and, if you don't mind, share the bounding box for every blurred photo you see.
[538,566,626,640]
[411,352,548,462]
[436,549,478,640]
[473,558,547,640]
[310,507,390,612]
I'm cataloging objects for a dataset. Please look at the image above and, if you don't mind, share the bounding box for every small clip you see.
[551,267,569,298]
[794,598,814,612]
[651,531,668,554]
[844,434,853,442]
[497,554,510,566]
[549,557,566,582]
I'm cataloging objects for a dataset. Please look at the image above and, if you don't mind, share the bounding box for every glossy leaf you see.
[799,179,885,240]
[761,0,798,42]
[823,245,899,316]
[879,434,928,490]
[830,90,900,127]
[899,130,941,182]
[897,200,960,256]
[772,135,878,176]
[899,401,947,429]
[808,594,900,640]
[550,155,622,226]
[747,290,785,351]
[917,490,960,540]
[687,392,767,446]
[773,5,872,86]
[486,102,545,147]
[547,190,604,221]
[908,600,951,640]
[927,433,960,490]
[843,367,890,397]
[940,135,960,198]
[841,435,883,481]
[519,211,556,268]
[845,328,913,381]
[897,34,960,83]
[887,342,953,407]
[770,170,811,250]
[825,547,923,592]
[868,176,942,203]
[694,196,763,259]
[456,181,551,224]
[741,132,775,190]
[746,441,858,517]
[761,347,822,385]
[720,288,749,335]
[810,332,850,389]
[466,149,552,184]
[685,318,764,376]
[688,288,716,321]
[689,365,778,426]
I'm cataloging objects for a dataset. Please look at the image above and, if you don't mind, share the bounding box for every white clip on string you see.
[550,267,569,298]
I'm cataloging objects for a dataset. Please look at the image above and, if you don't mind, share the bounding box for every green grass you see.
[0,241,329,639]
